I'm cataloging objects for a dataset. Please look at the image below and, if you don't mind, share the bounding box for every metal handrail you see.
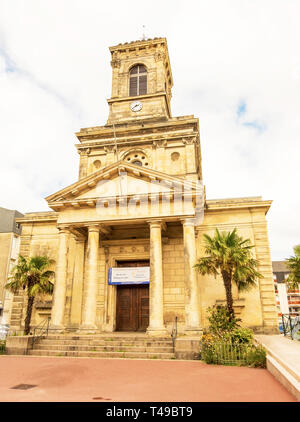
[281,314,300,340]
[31,317,51,350]
[171,316,178,352]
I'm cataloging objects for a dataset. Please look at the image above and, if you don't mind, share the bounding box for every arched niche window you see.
[123,150,149,167]
[131,160,142,166]
[129,64,147,96]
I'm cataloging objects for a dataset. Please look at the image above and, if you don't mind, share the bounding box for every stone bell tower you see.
[75,37,202,183]
[107,37,173,123]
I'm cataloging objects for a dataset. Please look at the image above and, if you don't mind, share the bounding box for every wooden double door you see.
[116,260,149,332]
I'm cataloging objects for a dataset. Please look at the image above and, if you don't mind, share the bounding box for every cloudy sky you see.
[0,0,299,260]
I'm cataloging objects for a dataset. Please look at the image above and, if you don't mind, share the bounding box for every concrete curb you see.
[267,355,300,401]
[255,337,300,401]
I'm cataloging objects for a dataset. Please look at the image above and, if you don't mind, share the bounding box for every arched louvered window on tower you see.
[129,65,147,96]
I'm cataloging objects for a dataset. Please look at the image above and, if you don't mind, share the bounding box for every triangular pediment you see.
[46,161,202,211]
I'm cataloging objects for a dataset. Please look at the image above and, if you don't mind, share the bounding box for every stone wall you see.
[162,238,185,331]
[10,204,278,334]
[0,232,12,307]
[9,219,59,331]
[196,203,278,333]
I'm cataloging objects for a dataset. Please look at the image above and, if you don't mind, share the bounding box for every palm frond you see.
[285,245,300,290]
[6,254,54,297]
[195,228,262,300]
[194,257,218,277]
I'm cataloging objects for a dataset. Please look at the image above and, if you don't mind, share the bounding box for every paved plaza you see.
[0,356,296,402]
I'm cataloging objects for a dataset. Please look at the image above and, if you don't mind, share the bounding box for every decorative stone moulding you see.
[153,140,167,149]
[93,160,101,169]
[171,152,180,161]
[48,189,200,213]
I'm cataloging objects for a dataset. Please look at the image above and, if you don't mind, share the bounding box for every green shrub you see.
[201,306,266,367]
[201,337,266,368]
[0,341,6,354]
[201,335,247,365]
[207,305,240,336]
[246,345,267,368]
[200,334,217,364]
[224,327,254,345]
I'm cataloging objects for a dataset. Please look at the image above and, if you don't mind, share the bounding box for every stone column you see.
[70,238,85,327]
[182,218,201,333]
[81,225,100,329]
[51,226,70,329]
[147,220,168,337]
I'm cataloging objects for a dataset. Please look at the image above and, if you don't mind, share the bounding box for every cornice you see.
[205,197,272,213]
[75,134,199,153]
[75,116,199,144]
[109,37,167,52]
[48,190,201,212]
[16,212,58,224]
[107,92,167,105]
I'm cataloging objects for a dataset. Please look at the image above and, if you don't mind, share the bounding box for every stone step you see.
[10,310,22,315]
[9,319,22,325]
[37,339,173,347]
[33,344,173,353]
[43,335,171,341]
[27,349,175,359]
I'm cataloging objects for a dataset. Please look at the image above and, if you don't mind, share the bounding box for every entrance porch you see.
[50,218,202,337]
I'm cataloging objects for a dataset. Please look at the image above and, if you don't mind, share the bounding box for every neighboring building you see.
[0,207,23,324]
[10,38,278,335]
[273,261,300,321]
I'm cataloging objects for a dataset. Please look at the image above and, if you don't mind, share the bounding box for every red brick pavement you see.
[0,356,296,402]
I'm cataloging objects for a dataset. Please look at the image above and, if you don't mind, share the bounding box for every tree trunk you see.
[221,270,235,320]
[24,295,34,335]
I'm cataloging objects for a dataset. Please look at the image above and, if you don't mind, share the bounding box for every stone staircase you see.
[27,333,175,360]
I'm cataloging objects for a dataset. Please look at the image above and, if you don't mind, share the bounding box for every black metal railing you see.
[31,317,51,350]
[281,314,300,340]
[171,316,178,352]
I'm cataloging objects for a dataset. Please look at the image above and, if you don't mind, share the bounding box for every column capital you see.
[181,218,196,227]
[147,219,164,229]
[87,224,101,233]
[57,224,71,234]
[82,223,111,236]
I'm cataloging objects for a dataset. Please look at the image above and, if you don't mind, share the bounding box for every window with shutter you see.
[130,77,138,96]
[139,75,147,95]
[129,64,147,96]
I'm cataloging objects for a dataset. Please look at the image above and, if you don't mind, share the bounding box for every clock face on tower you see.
[130,101,142,112]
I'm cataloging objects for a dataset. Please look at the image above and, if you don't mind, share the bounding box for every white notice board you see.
[108,267,150,285]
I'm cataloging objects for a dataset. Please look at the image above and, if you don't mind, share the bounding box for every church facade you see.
[11,38,278,335]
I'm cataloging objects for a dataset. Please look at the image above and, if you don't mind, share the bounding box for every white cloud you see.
[0,0,299,260]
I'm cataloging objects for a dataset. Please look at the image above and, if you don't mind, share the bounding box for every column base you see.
[146,327,169,338]
[79,324,98,333]
[49,324,65,334]
[184,327,203,336]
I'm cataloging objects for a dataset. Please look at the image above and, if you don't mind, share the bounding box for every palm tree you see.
[194,228,262,319]
[5,255,54,335]
[285,245,300,291]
